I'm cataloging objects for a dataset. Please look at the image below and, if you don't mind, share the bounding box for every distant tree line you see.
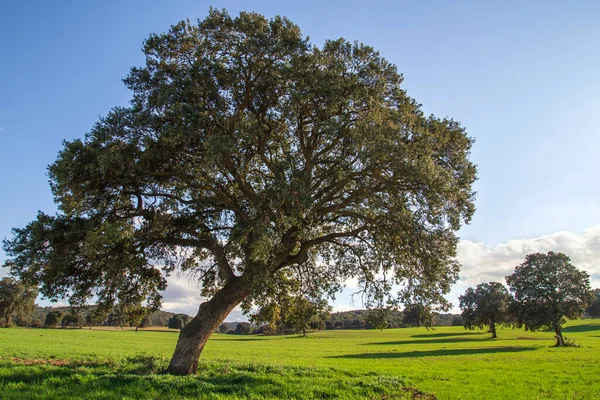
[0,301,192,330]
[214,308,464,336]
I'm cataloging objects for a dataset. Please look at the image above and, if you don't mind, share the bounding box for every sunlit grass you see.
[1,319,599,399]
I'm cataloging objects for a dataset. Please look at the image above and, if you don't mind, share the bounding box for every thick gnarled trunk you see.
[166,277,250,375]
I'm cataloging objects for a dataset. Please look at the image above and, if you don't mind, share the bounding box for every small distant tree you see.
[119,304,151,332]
[234,322,254,335]
[451,316,464,326]
[107,311,125,328]
[63,310,85,328]
[506,252,594,346]
[250,273,331,336]
[45,311,64,328]
[402,303,436,329]
[334,321,344,329]
[586,289,600,318]
[85,308,109,329]
[459,282,512,338]
[169,316,185,330]
[366,308,390,331]
[249,301,282,334]
[168,314,191,330]
[217,322,235,334]
[286,296,330,336]
[0,277,38,327]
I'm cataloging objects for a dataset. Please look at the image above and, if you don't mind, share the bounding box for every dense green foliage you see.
[506,252,593,346]
[168,314,191,330]
[459,282,513,338]
[0,277,37,327]
[1,321,599,399]
[44,311,64,328]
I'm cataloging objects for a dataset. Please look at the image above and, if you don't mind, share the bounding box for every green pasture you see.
[1,319,599,399]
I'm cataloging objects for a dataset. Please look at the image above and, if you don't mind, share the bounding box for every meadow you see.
[1,320,599,399]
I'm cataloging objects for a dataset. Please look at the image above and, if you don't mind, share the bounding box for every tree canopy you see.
[0,277,38,327]
[585,289,600,318]
[401,303,437,329]
[2,9,477,374]
[459,282,512,338]
[506,252,593,346]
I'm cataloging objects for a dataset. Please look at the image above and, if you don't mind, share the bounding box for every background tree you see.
[285,296,330,336]
[402,303,436,329]
[506,252,593,346]
[168,316,185,330]
[168,314,191,330]
[585,289,600,318]
[116,300,159,332]
[250,272,331,335]
[0,277,37,327]
[44,311,64,328]
[366,308,390,331]
[459,282,512,338]
[2,9,476,375]
[62,309,85,328]
[233,322,255,335]
[85,308,109,329]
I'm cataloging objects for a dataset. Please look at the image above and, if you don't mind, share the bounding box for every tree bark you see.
[490,321,497,338]
[166,277,250,375]
[554,324,564,346]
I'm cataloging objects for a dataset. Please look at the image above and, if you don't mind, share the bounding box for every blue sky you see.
[1,1,599,316]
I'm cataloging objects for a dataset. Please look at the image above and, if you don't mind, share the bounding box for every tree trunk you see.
[490,321,497,338]
[554,324,564,346]
[166,277,250,375]
[5,314,11,327]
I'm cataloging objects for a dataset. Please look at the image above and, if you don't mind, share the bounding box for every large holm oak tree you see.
[2,10,476,375]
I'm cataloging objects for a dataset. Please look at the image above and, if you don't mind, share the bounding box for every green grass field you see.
[1,320,599,399]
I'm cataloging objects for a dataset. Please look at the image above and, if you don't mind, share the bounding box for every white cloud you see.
[332,304,356,313]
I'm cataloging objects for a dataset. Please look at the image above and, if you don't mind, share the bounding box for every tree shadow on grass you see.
[211,337,272,341]
[410,331,486,338]
[0,366,277,399]
[366,336,491,346]
[329,346,537,359]
[562,324,600,333]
